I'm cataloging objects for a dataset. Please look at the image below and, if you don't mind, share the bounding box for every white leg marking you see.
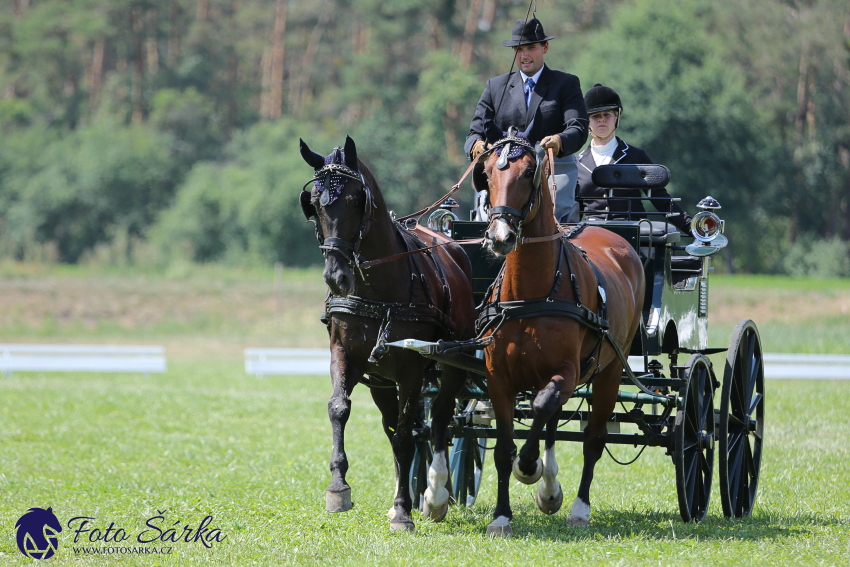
[489,515,510,527]
[486,515,512,537]
[565,497,591,526]
[538,445,561,499]
[424,450,449,509]
[388,474,402,518]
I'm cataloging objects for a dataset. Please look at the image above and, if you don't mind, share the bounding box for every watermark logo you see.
[15,507,62,560]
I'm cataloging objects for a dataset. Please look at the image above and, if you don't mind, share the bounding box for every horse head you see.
[300,135,375,296]
[478,120,546,257]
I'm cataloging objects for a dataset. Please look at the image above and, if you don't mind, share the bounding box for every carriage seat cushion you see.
[639,221,681,244]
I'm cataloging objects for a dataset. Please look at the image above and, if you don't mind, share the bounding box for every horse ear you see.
[472,160,488,193]
[521,117,535,139]
[343,135,358,170]
[483,119,503,145]
[300,139,325,170]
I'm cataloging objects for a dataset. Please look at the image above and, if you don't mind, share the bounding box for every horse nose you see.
[485,220,517,257]
[323,261,353,296]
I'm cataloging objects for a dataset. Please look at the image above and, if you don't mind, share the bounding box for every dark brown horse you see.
[299,136,476,532]
[429,129,645,536]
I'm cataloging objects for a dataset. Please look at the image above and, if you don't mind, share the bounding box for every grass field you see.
[1,364,848,565]
[0,264,848,564]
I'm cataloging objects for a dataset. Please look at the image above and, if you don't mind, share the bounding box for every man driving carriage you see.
[576,83,693,232]
[464,17,588,223]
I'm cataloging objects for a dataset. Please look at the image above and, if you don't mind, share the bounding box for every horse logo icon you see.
[15,507,62,559]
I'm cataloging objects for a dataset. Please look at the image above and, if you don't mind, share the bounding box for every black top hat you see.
[502,18,554,47]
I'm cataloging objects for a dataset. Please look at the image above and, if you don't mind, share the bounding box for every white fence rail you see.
[245,349,850,380]
[244,348,329,378]
[0,344,167,376]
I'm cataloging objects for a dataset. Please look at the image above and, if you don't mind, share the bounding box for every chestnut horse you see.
[299,136,476,532]
[427,128,645,536]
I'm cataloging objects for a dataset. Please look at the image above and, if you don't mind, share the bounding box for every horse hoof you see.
[389,520,415,533]
[565,515,590,527]
[512,457,543,485]
[535,484,564,515]
[423,498,449,522]
[487,517,512,538]
[326,488,353,513]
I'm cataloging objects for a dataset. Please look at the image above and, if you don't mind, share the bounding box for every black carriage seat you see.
[589,164,682,245]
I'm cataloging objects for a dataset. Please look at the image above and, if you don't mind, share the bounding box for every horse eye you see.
[524,168,535,178]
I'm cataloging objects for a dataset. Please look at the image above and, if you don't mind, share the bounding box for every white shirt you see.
[590,136,618,166]
[519,68,544,106]
[519,67,544,85]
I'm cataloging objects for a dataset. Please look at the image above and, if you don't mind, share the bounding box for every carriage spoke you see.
[685,451,697,509]
[728,436,744,487]
[748,392,763,417]
[727,413,745,427]
[727,428,745,453]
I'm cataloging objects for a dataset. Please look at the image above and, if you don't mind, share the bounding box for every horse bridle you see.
[301,162,375,277]
[484,129,545,236]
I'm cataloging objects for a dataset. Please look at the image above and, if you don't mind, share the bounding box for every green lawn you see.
[1,362,848,565]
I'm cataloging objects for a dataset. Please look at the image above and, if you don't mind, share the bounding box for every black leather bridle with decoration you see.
[483,128,545,237]
[301,162,375,277]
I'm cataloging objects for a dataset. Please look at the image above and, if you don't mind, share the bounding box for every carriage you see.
[299,135,763,532]
[391,163,765,524]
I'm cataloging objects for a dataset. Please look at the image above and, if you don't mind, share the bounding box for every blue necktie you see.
[524,77,535,108]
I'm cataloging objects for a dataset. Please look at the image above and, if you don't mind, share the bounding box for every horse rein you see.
[301,163,375,277]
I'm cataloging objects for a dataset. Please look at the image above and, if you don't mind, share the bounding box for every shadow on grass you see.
[507,508,823,541]
[439,503,833,541]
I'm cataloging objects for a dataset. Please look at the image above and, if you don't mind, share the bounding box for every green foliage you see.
[149,119,324,266]
[0,117,180,262]
[571,0,782,271]
[149,87,226,163]
[0,0,847,269]
[782,234,850,278]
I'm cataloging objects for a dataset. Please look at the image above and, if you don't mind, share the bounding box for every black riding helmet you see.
[584,83,622,116]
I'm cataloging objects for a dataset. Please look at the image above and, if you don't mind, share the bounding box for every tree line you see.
[1,0,848,275]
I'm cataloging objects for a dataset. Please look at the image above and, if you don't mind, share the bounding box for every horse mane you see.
[356,158,391,221]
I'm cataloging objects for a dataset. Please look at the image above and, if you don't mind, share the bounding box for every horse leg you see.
[566,364,620,526]
[369,382,401,520]
[487,385,518,537]
[326,345,361,513]
[424,365,466,522]
[535,412,564,515]
[513,377,567,484]
[387,371,425,532]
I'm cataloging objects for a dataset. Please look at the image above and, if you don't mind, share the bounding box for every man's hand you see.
[540,135,562,155]
[471,139,488,163]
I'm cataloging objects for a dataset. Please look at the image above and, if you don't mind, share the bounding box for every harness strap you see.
[325,295,456,335]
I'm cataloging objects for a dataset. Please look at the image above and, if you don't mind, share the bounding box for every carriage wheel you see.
[673,353,716,522]
[719,319,765,518]
[449,434,486,506]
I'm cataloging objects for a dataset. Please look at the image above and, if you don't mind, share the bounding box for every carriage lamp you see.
[690,211,724,243]
[686,196,727,256]
[690,196,724,243]
[428,198,460,236]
